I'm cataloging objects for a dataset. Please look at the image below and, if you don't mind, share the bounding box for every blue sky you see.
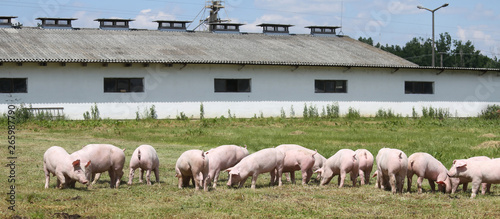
[2,0,499,58]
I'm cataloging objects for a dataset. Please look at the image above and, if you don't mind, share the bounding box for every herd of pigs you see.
[43,143,499,199]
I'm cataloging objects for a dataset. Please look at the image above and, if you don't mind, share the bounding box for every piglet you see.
[450,156,491,194]
[71,144,125,188]
[374,148,407,194]
[315,149,359,188]
[279,149,317,185]
[447,158,500,198]
[43,146,90,189]
[355,149,374,185]
[226,148,284,189]
[175,149,210,191]
[205,145,249,188]
[407,152,451,194]
[128,145,160,185]
[275,144,326,181]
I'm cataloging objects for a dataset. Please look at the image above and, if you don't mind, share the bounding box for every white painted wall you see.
[0,63,499,119]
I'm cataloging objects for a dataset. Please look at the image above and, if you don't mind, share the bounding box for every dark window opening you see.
[215,79,251,92]
[315,80,347,93]
[0,78,27,93]
[405,81,434,94]
[104,78,144,93]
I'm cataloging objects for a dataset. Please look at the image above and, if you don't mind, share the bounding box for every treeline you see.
[358,33,500,68]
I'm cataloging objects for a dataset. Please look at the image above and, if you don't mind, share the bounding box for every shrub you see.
[479,105,500,120]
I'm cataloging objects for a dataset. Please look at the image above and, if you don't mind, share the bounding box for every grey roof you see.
[0,27,419,67]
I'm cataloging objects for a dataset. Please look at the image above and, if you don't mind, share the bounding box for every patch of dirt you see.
[473,141,500,149]
[289,130,306,135]
[479,133,497,138]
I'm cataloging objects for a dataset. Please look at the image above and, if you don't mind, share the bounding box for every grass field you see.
[2,117,500,218]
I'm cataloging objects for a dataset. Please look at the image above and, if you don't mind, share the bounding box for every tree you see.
[358,32,500,68]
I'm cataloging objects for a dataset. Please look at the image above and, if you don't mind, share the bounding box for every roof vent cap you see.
[257,23,294,35]
[0,16,18,28]
[36,17,77,29]
[306,26,340,37]
[154,20,191,31]
[95,18,134,30]
[210,23,244,34]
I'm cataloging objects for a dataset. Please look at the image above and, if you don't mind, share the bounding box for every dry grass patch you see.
[473,141,500,149]
[479,133,497,138]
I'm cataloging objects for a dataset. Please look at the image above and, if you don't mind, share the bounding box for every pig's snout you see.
[82,180,89,184]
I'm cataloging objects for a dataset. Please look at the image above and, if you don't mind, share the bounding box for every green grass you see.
[2,117,500,218]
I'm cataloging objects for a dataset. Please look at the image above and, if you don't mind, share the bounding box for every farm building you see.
[0,16,499,119]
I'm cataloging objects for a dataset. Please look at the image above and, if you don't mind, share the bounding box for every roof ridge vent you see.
[210,23,244,34]
[36,17,77,29]
[0,16,17,28]
[154,20,191,32]
[306,26,341,37]
[257,23,294,35]
[95,18,134,30]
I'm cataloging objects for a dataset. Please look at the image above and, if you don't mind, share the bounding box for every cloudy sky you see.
[2,0,499,58]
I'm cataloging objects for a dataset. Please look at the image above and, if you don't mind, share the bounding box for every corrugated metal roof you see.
[0,27,421,68]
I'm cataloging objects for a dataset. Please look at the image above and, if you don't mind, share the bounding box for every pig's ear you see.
[455,161,467,168]
[244,145,247,149]
[372,172,378,178]
[229,169,240,176]
[85,161,91,168]
[72,159,81,167]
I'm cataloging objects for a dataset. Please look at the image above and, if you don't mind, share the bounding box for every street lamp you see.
[417,3,449,67]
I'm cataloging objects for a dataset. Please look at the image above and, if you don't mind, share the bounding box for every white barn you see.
[0,17,499,119]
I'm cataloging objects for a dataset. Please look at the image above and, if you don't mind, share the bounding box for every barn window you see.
[104,78,144,93]
[0,78,27,93]
[405,81,434,94]
[214,79,251,92]
[315,80,347,93]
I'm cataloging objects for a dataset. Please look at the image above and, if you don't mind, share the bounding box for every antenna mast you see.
[192,1,231,31]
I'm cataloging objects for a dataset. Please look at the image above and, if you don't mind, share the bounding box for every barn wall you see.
[0,63,499,119]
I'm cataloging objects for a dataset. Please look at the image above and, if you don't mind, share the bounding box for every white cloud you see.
[132,9,176,29]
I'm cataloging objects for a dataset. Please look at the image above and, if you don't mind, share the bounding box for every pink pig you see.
[374,148,407,194]
[407,152,451,194]
[450,156,491,194]
[71,144,125,189]
[279,148,317,185]
[175,149,210,191]
[128,145,160,185]
[315,149,359,188]
[354,149,374,185]
[275,144,326,180]
[226,148,284,189]
[43,146,90,189]
[447,158,500,198]
[204,145,249,188]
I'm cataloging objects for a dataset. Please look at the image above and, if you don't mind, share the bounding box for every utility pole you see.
[417,3,449,67]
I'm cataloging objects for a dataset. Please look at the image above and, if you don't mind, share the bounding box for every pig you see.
[43,146,90,189]
[175,149,210,191]
[315,149,359,188]
[204,145,249,188]
[128,145,160,185]
[71,144,125,189]
[279,149,317,185]
[354,149,374,185]
[226,148,284,189]
[447,158,500,198]
[374,148,408,194]
[275,144,327,180]
[450,156,491,194]
[406,152,451,194]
